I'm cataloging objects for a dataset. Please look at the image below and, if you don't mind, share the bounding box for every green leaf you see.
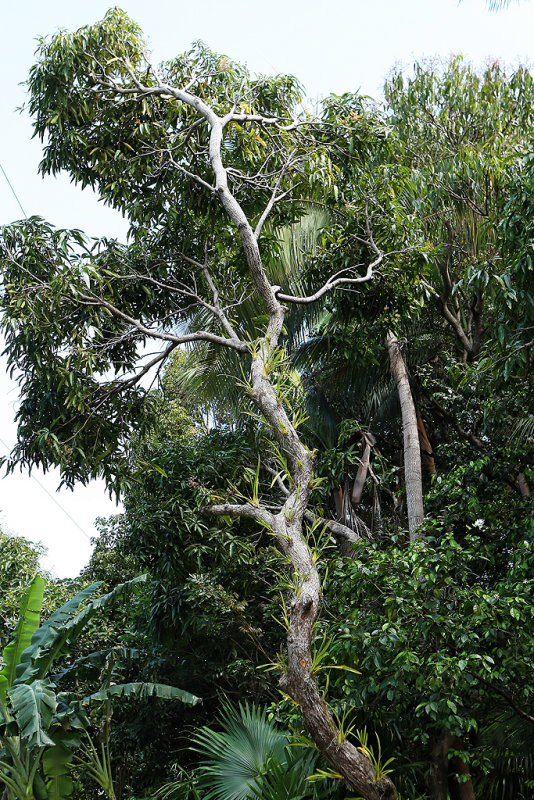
[8,679,57,748]
[43,734,74,800]
[16,576,147,684]
[77,682,200,706]
[0,575,45,704]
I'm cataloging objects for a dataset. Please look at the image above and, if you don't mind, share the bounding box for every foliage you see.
[0,574,198,800]
[155,703,333,800]
[1,10,533,799]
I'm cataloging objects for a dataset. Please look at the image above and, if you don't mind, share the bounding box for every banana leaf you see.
[16,576,147,685]
[0,574,45,704]
[8,679,56,748]
[43,733,74,800]
[77,681,199,706]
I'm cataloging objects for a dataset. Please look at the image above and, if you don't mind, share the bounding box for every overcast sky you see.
[1,0,533,577]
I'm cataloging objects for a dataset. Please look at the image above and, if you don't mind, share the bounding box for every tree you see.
[3,15,534,799]
[0,10,405,799]
[386,333,424,537]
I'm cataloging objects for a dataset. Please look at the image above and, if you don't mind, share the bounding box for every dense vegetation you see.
[0,9,532,800]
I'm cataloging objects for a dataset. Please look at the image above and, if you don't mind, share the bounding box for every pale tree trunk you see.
[387,333,424,538]
[351,433,375,506]
[199,104,396,798]
[248,356,396,800]
[212,352,397,798]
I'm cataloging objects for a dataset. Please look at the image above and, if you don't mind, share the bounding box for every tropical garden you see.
[0,6,532,800]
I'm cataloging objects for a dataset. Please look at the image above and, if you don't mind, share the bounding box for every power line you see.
[0,162,28,219]
[0,438,94,544]
[0,166,97,546]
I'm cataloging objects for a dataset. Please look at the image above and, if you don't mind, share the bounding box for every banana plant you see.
[0,574,199,800]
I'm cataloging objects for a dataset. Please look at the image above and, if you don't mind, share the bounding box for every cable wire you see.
[0,162,28,218]
[0,436,93,542]
[0,169,96,545]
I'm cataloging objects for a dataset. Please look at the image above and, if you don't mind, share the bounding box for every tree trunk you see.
[387,333,424,537]
[429,731,453,800]
[249,355,397,800]
[516,471,531,499]
[449,756,476,800]
[196,97,397,800]
[417,414,436,475]
[515,470,534,517]
[429,731,475,800]
[333,486,344,519]
[448,735,476,800]
[351,439,371,505]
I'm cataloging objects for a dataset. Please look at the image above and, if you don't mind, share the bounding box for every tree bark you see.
[351,438,371,505]
[448,736,476,800]
[333,486,344,519]
[449,755,476,800]
[387,333,424,537]
[248,357,396,800]
[147,76,398,799]
[429,731,453,800]
[429,731,475,800]
[516,471,531,499]
[417,414,436,475]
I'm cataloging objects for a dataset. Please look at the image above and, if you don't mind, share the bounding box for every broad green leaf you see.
[33,771,49,800]
[15,582,102,684]
[0,574,45,704]
[43,734,74,800]
[78,682,199,706]
[16,576,147,684]
[8,679,56,748]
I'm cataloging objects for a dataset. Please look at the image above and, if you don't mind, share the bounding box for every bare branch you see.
[201,263,242,342]
[167,154,216,194]
[223,112,313,132]
[254,154,298,239]
[276,253,383,305]
[303,510,360,544]
[474,674,534,724]
[263,465,361,546]
[78,292,248,352]
[204,502,275,528]
[118,342,178,392]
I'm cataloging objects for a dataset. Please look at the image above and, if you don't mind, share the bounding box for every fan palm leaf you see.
[191,703,290,800]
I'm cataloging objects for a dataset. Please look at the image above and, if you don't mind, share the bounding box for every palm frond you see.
[191,703,289,800]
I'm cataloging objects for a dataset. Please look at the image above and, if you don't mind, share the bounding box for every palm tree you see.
[153,703,329,800]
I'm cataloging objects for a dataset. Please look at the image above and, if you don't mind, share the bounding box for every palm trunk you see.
[387,333,424,538]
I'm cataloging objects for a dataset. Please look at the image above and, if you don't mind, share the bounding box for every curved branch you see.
[204,502,275,528]
[78,293,248,352]
[276,254,383,305]
[474,674,534,724]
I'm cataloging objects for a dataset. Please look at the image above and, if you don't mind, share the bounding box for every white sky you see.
[1,0,533,577]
